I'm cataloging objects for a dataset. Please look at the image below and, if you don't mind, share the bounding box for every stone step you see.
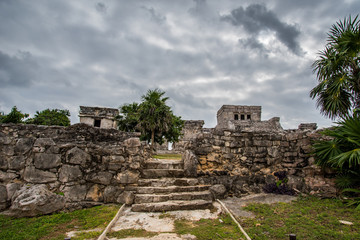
[131,199,213,212]
[135,185,210,194]
[134,191,213,204]
[144,160,183,170]
[141,169,185,178]
[138,178,199,187]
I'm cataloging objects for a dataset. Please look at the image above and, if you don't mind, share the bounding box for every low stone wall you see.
[0,123,150,212]
[186,128,336,197]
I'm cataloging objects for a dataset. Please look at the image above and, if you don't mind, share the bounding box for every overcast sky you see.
[1,0,359,129]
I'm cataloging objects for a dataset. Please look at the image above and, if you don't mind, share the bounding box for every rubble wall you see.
[0,123,150,211]
[187,128,336,197]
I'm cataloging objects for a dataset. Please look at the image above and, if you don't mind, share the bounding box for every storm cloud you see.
[0,0,358,129]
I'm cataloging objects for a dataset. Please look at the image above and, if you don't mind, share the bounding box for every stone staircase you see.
[130,158,213,212]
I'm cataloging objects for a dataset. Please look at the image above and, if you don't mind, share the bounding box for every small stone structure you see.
[216,105,282,132]
[79,106,119,129]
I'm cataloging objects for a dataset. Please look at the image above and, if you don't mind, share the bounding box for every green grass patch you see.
[174,214,243,240]
[0,204,120,240]
[153,153,182,160]
[107,229,158,238]
[241,196,360,240]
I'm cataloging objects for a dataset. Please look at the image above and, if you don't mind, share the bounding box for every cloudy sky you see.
[1,0,359,129]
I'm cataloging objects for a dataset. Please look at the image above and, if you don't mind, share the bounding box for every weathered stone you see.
[66,147,90,165]
[287,175,305,191]
[183,150,198,177]
[209,184,227,199]
[24,166,57,183]
[0,156,8,170]
[85,184,103,202]
[33,138,55,147]
[34,153,61,169]
[103,186,124,203]
[0,136,12,145]
[2,145,14,156]
[14,138,33,154]
[116,170,139,184]
[8,155,25,170]
[89,171,113,185]
[124,138,141,148]
[117,191,134,205]
[6,184,65,217]
[0,170,17,182]
[6,183,20,201]
[59,165,82,182]
[62,185,87,201]
[0,185,7,209]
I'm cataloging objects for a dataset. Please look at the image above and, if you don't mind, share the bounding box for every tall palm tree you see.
[310,15,360,119]
[137,89,173,153]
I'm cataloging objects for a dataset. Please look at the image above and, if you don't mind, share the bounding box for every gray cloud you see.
[222,4,303,55]
[0,50,37,87]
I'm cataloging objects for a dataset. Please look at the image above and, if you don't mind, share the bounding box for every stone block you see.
[89,171,113,185]
[34,153,61,169]
[0,170,18,183]
[8,156,25,170]
[14,138,33,155]
[3,145,14,156]
[59,165,82,182]
[103,186,124,203]
[183,150,198,177]
[0,156,8,170]
[6,184,65,217]
[85,184,103,202]
[209,184,226,199]
[116,171,139,184]
[117,191,134,205]
[6,183,20,201]
[124,138,141,148]
[0,136,12,145]
[66,147,90,165]
[62,185,87,202]
[33,138,55,147]
[0,185,7,205]
[24,166,57,183]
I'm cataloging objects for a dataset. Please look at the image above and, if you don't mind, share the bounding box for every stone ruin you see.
[0,104,336,216]
[79,106,119,129]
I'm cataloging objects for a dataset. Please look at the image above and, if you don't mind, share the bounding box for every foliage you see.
[0,204,119,240]
[108,229,157,239]
[310,15,360,119]
[0,106,29,123]
[117,89,184,152]
[116,102,140,132]
[152,153,182,160]
[263,171,295,195]
[242,196,360,239]
[312,114,360,171]
[26,108,71,126]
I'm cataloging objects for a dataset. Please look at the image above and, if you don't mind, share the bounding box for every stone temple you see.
[79,106,119,129]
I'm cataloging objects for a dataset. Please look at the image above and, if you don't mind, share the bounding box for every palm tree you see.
[137,89,174,153]
[310,15,360,119]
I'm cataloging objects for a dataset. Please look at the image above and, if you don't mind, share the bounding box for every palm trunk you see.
[150,129,155,155]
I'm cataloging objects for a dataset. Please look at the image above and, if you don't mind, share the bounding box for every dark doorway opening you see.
[94,119,101,128]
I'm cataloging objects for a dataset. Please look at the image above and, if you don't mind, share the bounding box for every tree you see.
[116,102,140,132]
[117,89,184,154]
[0,106,29,123]
[310,15,360,120]
[26,109,71,126]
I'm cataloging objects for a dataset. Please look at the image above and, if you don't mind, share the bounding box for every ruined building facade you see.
[79,106,119,129]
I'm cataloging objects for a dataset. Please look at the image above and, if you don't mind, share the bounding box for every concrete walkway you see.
[106,193,297,240]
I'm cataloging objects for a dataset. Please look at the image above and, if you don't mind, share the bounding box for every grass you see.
[107,229,158,238]
[0,204,120,240]
[241,196,360,240]
[152,153,182,160]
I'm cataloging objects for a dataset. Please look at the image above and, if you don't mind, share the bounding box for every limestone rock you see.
[0,185,8,210]
[24,166,57,183]
[59,165,82,182]
[0,170,18,183]
[6,182,20,201]
[85,184,103,202]
[0,156,8,170]
[62,185,87,202]
[8,155,25,170]
[34,153,61,169]
[183,150,198,177]
[209,184,227,199]
[89,171,113,185]
[117,191,134,205]
[66,147,90,165]
[103,186,124,203]
[14,138,33,154]
[6,184,65,217]
[116,170,139,184]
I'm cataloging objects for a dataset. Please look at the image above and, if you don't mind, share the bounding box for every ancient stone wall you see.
[0,123,150,212]
[186,127,336,197]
